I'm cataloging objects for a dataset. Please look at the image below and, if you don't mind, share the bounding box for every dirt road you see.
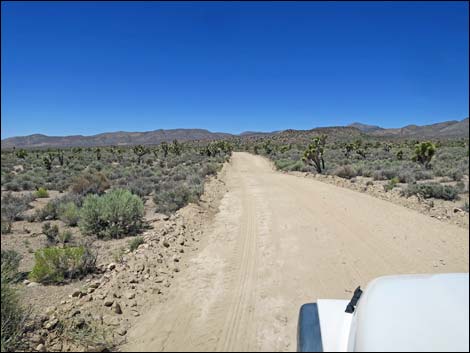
[124,152,469,352]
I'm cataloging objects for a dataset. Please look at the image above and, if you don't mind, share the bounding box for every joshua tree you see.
[396,150,404,160]
[344,143,355,158]
[95,147,101,161]
[57,150,64,166]
[263,140,273,155]
[171,139,182,156]
[302,135,327,173]
[133,145,149,164]
[16,149,27,159]
[413,141,436,169]
[160,141,169,158]
[43,155,53,171]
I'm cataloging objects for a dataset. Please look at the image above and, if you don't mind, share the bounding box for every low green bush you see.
[402,183,460,201]
[128,236,144,252]
[59,202,80,226]
[35,187,49,198]
[29,246,96,284]
[79,189,144,239]
[384,177,400,192]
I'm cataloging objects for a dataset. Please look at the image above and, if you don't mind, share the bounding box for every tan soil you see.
[123,152,468,352]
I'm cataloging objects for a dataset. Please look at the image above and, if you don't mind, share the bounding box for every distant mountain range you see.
[2,118,468,149]
[348,118,469,138]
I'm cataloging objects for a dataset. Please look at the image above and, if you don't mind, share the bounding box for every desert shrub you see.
[333,165,357,179]
[414,169,434,181]
[4,179,22,191]
[397,170,416,184]
[35,200,60,221]
[29,245,96,284]
[58,229,73,247]
[1,250,22,283]
[70,172,110,196]
[128,236,144,252]
[36,194,83,222]
[402,183,460,201]
[126,179,153,198]
[35,187,49,198]
[153,183,200,214]
[372,170,386,181]
[463,201,469,212]
[1,250,26,352]
[384,177,400,192]
[59,202,80,226]
[450,169,464,181]
[1,192,34,234]
[42,222,60,246]
[79,189,144,239]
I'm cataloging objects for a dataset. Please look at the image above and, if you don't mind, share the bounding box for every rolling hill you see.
[2,118,468,149]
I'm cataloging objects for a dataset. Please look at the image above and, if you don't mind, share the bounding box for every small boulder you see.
[112,302,123,314]
[36,343,46,352]
[44,318,59,330]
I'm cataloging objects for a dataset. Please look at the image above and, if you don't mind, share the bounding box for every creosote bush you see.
[128,236,144,252]
[29,245,96,284]
[35,187,49,198]
[79,189,144,239]
[59,202,80,226]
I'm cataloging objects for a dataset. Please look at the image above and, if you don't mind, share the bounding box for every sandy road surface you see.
[124,152,468,352]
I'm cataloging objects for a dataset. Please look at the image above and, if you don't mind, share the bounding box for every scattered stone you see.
[30,334,44,344]
[89,281,100,289]
[36,343,46,352]
[69,309,81,318]
[104,316,120,326]
[75,317,86,329]
[126,292,135,300]
[23,279,31,285]
[130,301,137,307]
[112,302,122,314]
[107,263,116,271]
[87,288,95,294]
[104,300,114,307]
[71,290,81,298]
[44,318,59,330]
[45,306,57,316]
[131,310,140,317]
[28,282,41,287]
[117,328,127,336]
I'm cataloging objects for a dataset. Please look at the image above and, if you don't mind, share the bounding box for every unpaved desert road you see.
[124,152,469,352]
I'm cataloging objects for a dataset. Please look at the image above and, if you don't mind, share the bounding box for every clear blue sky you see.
[1,1,469,138]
